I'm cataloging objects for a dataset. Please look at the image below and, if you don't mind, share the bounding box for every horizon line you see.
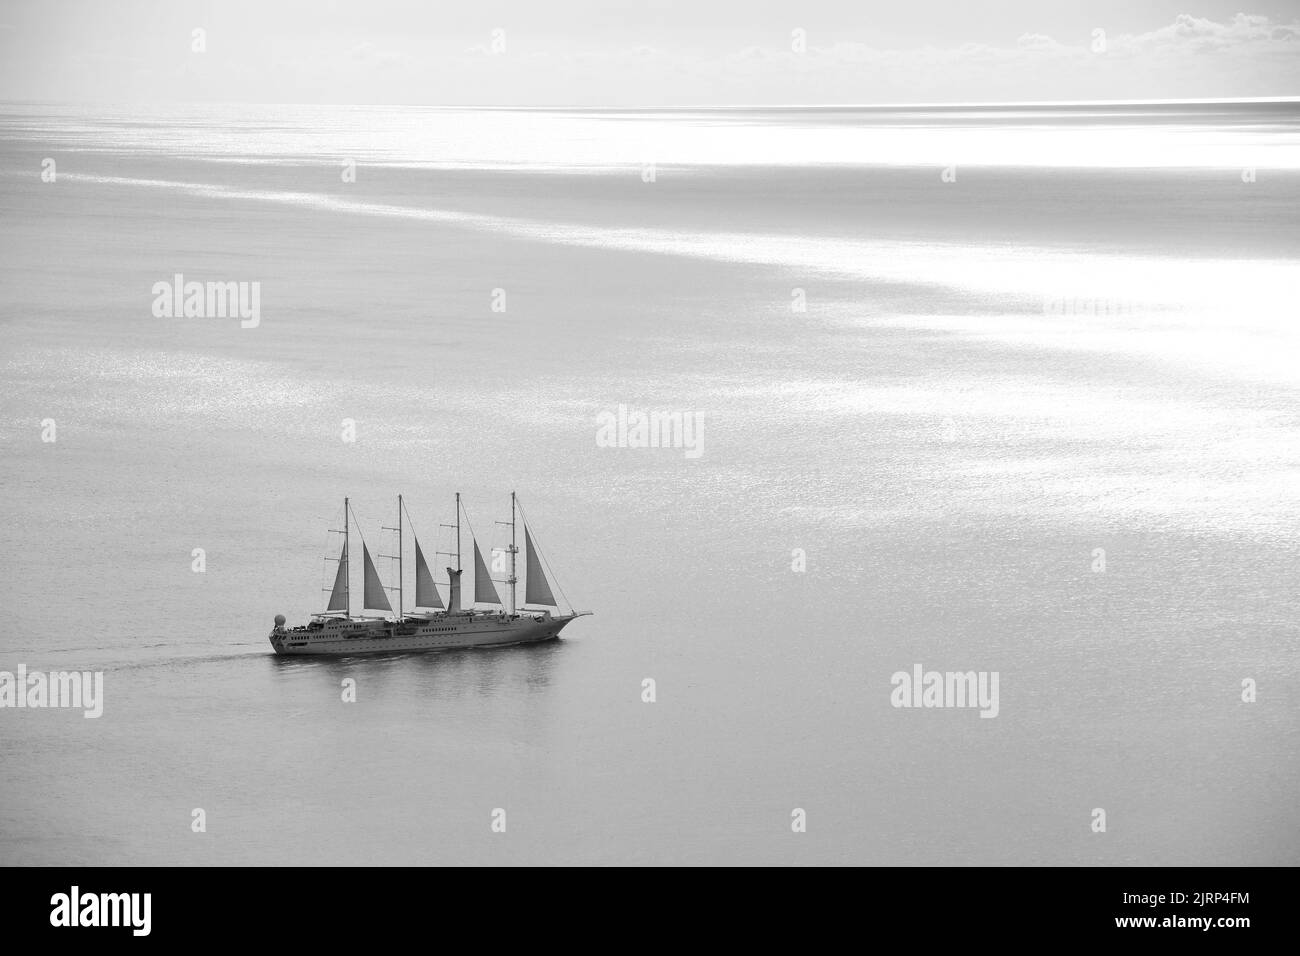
[1,95,1297,111]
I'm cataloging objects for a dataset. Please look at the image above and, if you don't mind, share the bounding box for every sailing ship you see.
[269,493,590,656]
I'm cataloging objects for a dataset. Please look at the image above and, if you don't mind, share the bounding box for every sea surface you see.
[1,102,1298,865]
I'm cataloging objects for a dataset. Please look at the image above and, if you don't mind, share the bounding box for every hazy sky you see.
[1,0,1297,106]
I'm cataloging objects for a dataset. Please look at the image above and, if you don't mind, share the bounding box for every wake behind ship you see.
[270,492,589,656]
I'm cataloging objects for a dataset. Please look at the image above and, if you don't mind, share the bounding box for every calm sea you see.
[1,102,1298,865]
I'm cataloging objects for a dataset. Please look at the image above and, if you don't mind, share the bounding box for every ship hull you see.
[269,612,579,656]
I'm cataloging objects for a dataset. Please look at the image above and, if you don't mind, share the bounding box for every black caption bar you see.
[3,866,1284,943]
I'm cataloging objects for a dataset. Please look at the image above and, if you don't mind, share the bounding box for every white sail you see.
[362,543,393,612]
[326,542,348,611]
[414,537,443,609]
[473,539,501,605]
[524,526,557,606]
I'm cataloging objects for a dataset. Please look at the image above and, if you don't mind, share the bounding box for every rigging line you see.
[320,500,346,598]
[489,511,513,587]
[516,498,574,612]
[432,500,461,580]
[348,504,377,551]
[458,497,490,578]
[400,496,426,549]
[319,514,333,599]
[347,504,399,615]
[458,497,504,604]
[458,498,482,549]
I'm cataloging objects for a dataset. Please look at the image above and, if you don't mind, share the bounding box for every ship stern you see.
[269,614,288,655]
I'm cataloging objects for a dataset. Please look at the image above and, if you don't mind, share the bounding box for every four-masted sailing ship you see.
[269,493,589,656]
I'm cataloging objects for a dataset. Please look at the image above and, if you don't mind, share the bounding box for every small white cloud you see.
[1017,33,1065,53]
[346,41,410,69]
[1113,12,1299,56]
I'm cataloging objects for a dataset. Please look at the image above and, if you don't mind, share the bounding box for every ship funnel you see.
[446,568,463,613]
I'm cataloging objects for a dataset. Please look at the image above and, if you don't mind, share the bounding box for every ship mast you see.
[437,493,463,608]
[495,492,520,615]
[381,495,404,618]
[510,491,518,616]
[396,494,403,618]
[344,496,351,619]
